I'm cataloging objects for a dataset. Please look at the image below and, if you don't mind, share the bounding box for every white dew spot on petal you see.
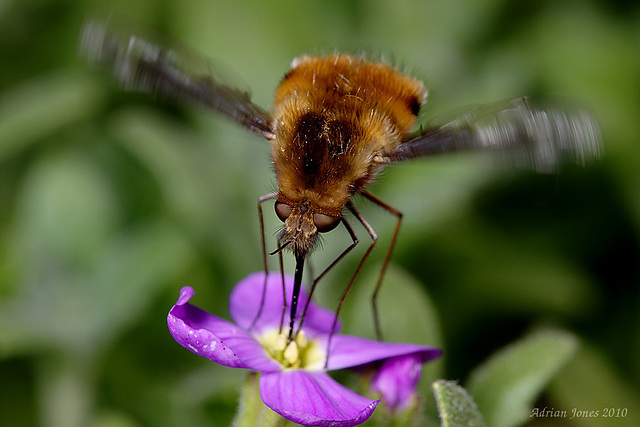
[188,344,199,353]
[201,340,217,353]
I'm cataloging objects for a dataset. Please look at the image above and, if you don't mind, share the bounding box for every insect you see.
[80,18,602,350]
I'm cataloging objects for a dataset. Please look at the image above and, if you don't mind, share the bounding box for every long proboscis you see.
[288,254,305,342]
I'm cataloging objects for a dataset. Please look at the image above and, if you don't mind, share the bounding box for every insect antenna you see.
[270,239,292,256]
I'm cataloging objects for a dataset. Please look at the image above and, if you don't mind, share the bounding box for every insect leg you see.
[277,238,286,335]
[324,201,378,368]
[249,192,278,331]
[361,190,403,341]
[295,216,359,337]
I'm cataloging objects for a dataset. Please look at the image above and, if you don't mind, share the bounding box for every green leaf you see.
[548,344,640,427]
[342,265,442,347]
[432,380,485,427]
[467,329,579,427]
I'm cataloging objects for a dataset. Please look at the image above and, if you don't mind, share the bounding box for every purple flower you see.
[167,272,441,426]
[370,354,423,411]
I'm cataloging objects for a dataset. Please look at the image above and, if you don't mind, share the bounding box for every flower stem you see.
[232,373,287,427]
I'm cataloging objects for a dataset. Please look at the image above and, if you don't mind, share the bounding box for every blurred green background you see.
[1,1,638,426]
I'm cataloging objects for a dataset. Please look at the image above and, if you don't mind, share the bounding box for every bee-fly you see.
[80,18,602,352]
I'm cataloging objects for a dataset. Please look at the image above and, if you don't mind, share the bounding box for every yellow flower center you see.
[258,329,325,371]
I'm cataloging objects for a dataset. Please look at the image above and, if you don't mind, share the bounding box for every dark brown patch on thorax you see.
[293,112,355,188]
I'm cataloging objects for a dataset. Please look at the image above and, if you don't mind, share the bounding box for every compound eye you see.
[313,213,340,233]
[274,201,292,222]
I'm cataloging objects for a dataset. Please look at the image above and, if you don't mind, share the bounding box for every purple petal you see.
[260,370,378,426]
[370,354,422,411]
[168,286,280,372]
[229,272,340,336]
[322,335,442,371]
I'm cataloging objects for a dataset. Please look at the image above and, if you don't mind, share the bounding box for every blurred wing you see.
[79,17,274,140]
[383,97,602,172]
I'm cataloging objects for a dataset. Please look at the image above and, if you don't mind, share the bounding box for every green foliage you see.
[432,380,485,427]
[549,344,640,427]
[467,330,578,427]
